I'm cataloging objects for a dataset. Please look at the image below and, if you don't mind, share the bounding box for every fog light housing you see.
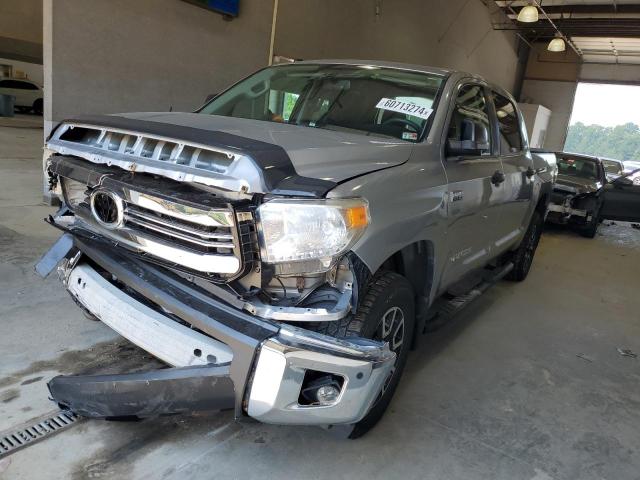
[299,372,344,406]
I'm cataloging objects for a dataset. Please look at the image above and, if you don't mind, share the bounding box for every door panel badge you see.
[448,190,464,202]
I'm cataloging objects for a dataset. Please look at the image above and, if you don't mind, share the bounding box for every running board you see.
[425,262,514,331]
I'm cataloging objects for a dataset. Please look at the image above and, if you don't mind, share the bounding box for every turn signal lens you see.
[345,205,369,228]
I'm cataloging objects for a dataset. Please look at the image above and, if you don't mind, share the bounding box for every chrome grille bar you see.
[124,208,234,241]
[128,190,234,227]
[124,211,235,249]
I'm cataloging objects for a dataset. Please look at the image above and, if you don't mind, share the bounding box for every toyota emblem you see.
[90,190,123,229]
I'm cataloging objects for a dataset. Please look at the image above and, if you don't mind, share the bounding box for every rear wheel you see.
[506,210,543,281]
[307,271,415,438]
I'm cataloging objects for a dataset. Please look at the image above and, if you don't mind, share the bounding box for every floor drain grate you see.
[0,410,81,458]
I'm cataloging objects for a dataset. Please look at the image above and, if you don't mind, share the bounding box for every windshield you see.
[557,156,599,180]
[199,64,445,142]
[602,159,623,176]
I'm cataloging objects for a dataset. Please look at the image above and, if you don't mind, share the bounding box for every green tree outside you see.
[564,122,640,161]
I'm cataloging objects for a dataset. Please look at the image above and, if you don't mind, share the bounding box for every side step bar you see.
[425,262,514,331]
[48,365,235,419]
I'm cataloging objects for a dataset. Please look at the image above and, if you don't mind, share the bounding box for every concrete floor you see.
[1,121,639,480]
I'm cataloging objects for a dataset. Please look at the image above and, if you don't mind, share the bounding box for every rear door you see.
[488,90,535,253]
[439,82,504,291]
[601,168,640,222]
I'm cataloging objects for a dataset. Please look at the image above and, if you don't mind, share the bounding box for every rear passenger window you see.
[446,84,492,157]
[492,92,522,154]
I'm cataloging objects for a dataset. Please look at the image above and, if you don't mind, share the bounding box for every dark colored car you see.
[547,152,640,237]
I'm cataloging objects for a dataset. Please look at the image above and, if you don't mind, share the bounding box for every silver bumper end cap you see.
[247,336,395,425]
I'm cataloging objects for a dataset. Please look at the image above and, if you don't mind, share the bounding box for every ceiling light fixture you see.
[548,35,566,52]
[517,2,539,23]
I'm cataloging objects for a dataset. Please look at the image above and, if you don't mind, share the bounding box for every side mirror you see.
[447,119,490,158]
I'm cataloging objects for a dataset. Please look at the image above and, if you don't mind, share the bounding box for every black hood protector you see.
[64,114,337,198]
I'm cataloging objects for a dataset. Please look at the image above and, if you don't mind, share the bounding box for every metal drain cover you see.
[0,410,81,458]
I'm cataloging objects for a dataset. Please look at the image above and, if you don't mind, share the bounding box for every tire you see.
[307,271,415,438]
[579,207,600,238]
[32,98,43,115]
[506,210,543,282]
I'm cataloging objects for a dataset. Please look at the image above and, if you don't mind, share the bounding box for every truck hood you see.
[555,174,602,194]
[106,112,413,184]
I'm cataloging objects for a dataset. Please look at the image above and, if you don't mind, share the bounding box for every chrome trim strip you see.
[124,209,234,240]
[123,213,235,248]
[128,191,234,227]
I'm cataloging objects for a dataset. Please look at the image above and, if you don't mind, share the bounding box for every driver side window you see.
[447,84,492,157]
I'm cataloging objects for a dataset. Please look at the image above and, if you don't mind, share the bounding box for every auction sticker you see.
[376,98,433,120]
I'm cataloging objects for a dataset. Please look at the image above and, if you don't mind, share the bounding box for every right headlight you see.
[257,198,369,272]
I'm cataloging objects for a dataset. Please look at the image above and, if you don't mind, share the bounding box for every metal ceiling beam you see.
[505,4,640,15]
[492,18,640,38]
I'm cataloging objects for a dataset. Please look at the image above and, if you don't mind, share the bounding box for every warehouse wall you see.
[0,0,42,64]
[520,80,576,151]
[520,46,580,151]
[274,0,521,93]
[43,0,275,132]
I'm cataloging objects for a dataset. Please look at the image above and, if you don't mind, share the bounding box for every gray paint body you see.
[329,70,541,303]
[48,62,546,309]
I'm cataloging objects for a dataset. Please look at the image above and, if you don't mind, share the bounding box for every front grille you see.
[124,203,236,254]
[61,174,254,277]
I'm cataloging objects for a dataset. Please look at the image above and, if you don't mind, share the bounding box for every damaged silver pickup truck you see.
[37,61,553,438]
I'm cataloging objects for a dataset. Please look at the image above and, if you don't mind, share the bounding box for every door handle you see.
[491,170,506,186]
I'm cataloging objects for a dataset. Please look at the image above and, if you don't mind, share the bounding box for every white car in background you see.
[0,78,43,114]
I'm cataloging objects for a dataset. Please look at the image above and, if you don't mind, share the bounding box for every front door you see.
[601,169,640,222]
[439,82,504,292]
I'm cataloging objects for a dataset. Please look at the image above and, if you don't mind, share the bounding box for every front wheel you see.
[506,210,543,281]
[579,206,600,238]
[305,270,415,438]
[347,271,416,438]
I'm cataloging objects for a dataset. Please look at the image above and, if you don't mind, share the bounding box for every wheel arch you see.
[376,240,435,300]
[368,240,436,348]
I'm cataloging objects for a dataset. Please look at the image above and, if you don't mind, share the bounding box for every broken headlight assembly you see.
[60,177,89,210]
[257,198,369,274]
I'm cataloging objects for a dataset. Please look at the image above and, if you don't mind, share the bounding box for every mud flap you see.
[48,365,235,419]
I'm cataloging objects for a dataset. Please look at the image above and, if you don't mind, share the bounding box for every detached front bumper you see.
[41,235,395,426]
